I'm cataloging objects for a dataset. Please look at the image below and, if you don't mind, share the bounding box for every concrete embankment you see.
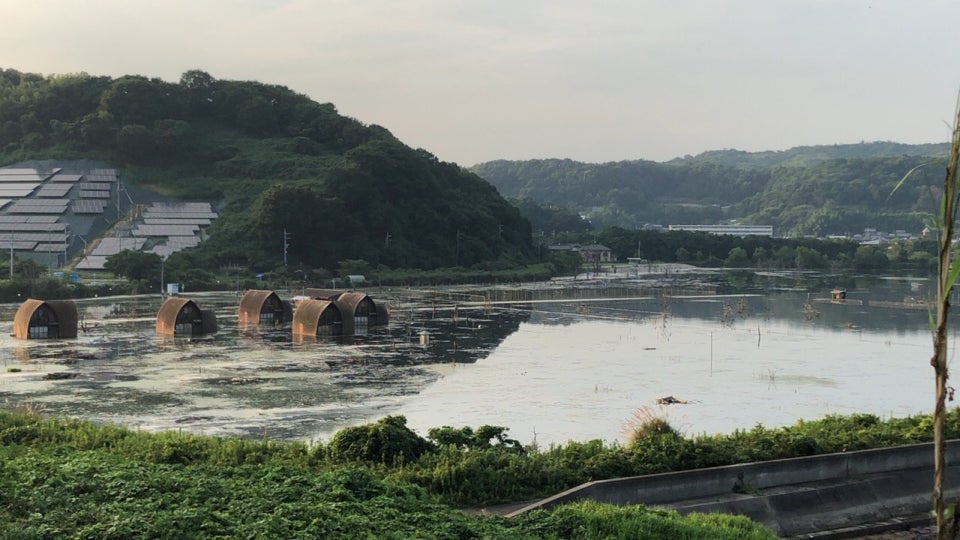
[508,440,960,538]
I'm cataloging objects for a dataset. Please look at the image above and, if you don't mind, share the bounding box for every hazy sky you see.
[2,1,958,166]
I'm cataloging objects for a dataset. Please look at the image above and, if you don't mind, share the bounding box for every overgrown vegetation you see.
[0,409,780,539]
[3,405,959,537]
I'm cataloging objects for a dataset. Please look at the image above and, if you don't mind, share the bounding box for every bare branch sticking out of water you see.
[657,297,671,340]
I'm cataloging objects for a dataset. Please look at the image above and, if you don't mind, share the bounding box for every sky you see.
[1,0,959,166]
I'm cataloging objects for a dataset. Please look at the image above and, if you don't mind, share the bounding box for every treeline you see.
[474,150,946,235]
[667,141,948,168]
[0,68,533,272]
[561,228,935,272]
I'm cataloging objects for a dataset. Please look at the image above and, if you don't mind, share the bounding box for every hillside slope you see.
[0,69,532,271]
[473,146,946,235]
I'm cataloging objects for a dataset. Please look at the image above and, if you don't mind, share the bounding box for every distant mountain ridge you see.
[472,142,949,236]
[667,141,950,168]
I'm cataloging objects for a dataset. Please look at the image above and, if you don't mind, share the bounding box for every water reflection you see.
[0,291,530,440]
[0,274,951,445]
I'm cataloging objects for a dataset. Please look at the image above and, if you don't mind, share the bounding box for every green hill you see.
[473,146,948,235]
[0,69,532,272]
[667,141,949,168]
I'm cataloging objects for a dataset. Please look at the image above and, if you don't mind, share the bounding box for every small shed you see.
[238,289,291,325]
[291,298,343,338]
[831,289,847,302]
[156,297,218,336]
[13,298,78,339]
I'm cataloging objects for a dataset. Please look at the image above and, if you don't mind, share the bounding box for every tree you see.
[724,247,749,268]
[794,246,827,269]
[104,250,162,283]
[18,259,45,278]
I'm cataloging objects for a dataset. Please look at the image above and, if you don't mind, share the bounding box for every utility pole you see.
[283,229,290,266]
[455,230,462,266]
[384,232,391,248]
[9,232,13,278]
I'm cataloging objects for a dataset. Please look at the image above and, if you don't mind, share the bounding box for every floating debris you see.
[43,372,79,380]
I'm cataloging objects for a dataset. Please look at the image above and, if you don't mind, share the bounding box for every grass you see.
[0,407,778,539]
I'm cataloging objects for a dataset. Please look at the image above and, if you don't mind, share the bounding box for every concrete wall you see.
[510,440,960,537]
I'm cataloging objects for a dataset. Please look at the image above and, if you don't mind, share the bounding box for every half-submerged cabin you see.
[238,289,292,326]
[302,288,389,335]
[156,297,218,336]
[13,298,78,339]
[336,292,378,335]
[291,298,343,338]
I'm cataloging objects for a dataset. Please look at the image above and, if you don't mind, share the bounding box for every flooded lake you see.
[0,270,948,447]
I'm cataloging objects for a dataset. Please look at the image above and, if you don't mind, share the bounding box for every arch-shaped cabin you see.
[156,297,218,336]
[13,298,78,339]
[335,292,382,335]
[301,289,388,335]
[238,290,291,325]
[292,298,343,338]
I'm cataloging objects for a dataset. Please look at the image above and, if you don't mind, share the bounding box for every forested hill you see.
[473,145,948,236]
[0,69,532,271]
[668,141,949,168]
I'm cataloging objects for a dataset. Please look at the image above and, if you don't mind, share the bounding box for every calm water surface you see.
[0,272,947,446]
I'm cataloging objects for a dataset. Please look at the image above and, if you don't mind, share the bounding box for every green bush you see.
[328,415,433,465]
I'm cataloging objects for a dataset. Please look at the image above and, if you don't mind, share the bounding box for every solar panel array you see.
[0,222,65,232]
[8,201,68,214]
[4,233,69,246]
[90,236,146,256]
[75,256,107,270]
[0,215,59,223]
[144,218,212,226]
[134,224,200,237]
[50,174,83,183]
[71,200,108,214]
[0,184,40,197]
[148,235,202,257]
[0,165,218,269]
[34,242,67,252]
[0,168,58,183]
[0,168,60,176]
[88,169,118,182]
[36,184,73,198]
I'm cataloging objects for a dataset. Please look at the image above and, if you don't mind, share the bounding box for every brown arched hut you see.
[156,297,218,336]
[238,289,291,326]
[13,298,78,339]
[291,298,344,339]
[302,289,389,335]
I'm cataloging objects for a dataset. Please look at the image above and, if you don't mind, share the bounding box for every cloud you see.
[1,0,959,164]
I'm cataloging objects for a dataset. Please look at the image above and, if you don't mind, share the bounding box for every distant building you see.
[667,224,774,237]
